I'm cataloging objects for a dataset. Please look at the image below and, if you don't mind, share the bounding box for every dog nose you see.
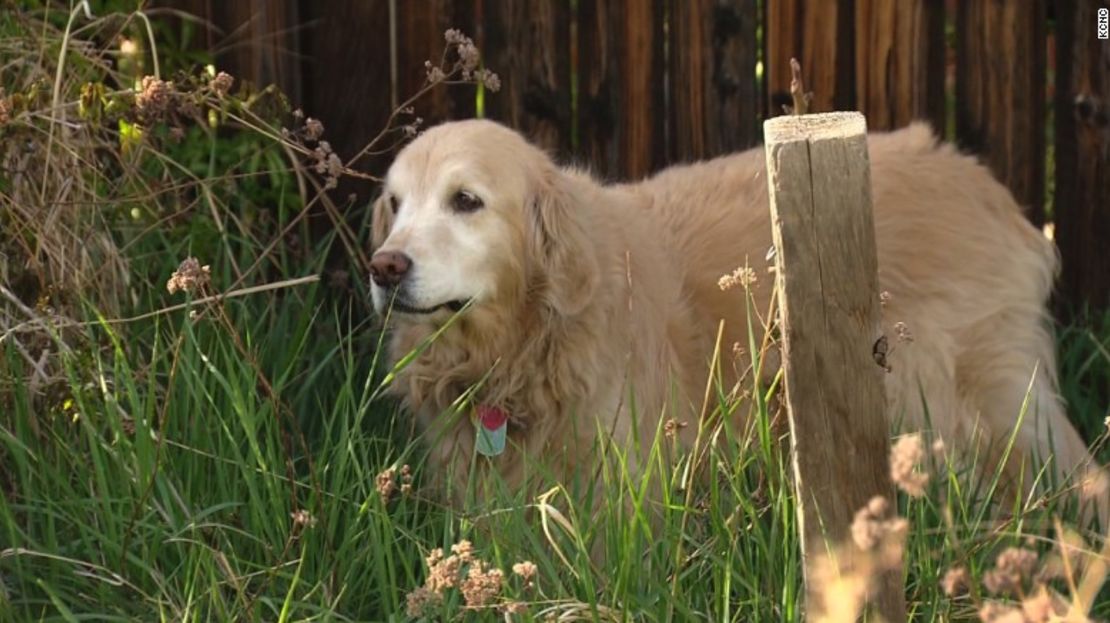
[369,251,412,287]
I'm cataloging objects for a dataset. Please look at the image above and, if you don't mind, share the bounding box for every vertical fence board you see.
[1054,0,1110,317]
[765,0,802,116]
[482,0,572,156]
[578,0,665,179]
[955,0,1047,226]
[212,0,302,102]
[577,0,617,174]
[855,0,944,131]
[669,0,760,162]
[618,0,665,178]
[299,1,392,186]
[396,0,477,125]
[766,0,854,116]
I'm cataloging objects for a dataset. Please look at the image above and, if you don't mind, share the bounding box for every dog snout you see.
[369,250,412,287]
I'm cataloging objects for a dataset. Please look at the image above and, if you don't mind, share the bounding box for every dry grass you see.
[0,2,495,402]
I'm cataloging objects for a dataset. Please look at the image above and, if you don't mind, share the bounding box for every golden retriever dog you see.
[369,118,1107,520]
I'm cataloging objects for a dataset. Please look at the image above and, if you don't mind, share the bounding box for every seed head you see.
[425,61,446,84]
[166,257,211,295]
[290,509,316,528]
[663,418,687,440]
[889,434,929,497]
[718,265,758,291]
[477,68,501,92]
[208,71,234,97]
[460,560,503,608]
[136,75,175,121]
[983,547,1038,596]
[304,117,324,141]
[513,560,537,588]
[941,566,969,597]
[376,467,397,501]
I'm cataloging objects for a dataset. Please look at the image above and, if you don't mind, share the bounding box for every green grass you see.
[2,247,1108,620]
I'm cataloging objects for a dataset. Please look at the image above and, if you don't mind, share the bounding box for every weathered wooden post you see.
[763,112,905,621]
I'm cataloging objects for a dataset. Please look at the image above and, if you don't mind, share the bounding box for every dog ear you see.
[370,190,394,251]
[528,169,599,316]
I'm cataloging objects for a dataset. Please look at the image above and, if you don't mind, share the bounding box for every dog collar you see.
[474,404,509,457]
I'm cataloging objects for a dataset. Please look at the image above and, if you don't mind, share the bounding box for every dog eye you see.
[451,190,484,213]
[387,195,399,214]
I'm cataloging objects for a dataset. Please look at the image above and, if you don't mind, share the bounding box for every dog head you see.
[369,120,599,321]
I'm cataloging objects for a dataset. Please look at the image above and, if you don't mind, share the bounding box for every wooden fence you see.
[161,0,1110,318]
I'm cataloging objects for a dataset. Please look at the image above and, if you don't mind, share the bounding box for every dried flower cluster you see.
[663,418,688,440]
[290,509,316,528]
[135,75,175,122]
[937,522,1110,623]
[424,61,447,84]
[850,495,909,554]
[437,29,501,92]
[972,545,1073,623]
[279,113,345,188]
[304,117,324,141]
[166,257,211,295]
[476,69,501,93]
[811,516,908,623]
[512,561,537,588]
[718,265,758,291]
[445,29,479,76]
[208,71,234,97]
[375,464,413,502]
[311,141,344,190]
[405,539,536,617]
[376,466,396,501]
[108,68,243,134]
[982,547,1038,596]
[942,566,969,597]
[889,433,929,497]
[461,560,504,608]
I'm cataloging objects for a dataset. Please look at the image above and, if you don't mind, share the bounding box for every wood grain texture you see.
[955,0,1047,226]
[577,0,665,179]
[763,112,904,622]
[1053,0,1110,317]
[483,0,572,156]
[766,0,855,116]
[669,0,760,161]
[855,0,944,131]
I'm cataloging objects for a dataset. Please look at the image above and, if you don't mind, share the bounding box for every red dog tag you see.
[474,405,508,457]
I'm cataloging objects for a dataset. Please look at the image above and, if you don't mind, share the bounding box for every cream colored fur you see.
[370,119,1107,520]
